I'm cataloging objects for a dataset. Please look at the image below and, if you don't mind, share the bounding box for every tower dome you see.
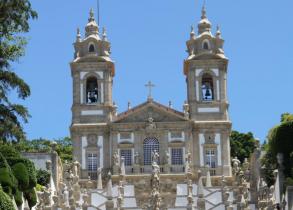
[198,5,212,34]
[85,8,100,38]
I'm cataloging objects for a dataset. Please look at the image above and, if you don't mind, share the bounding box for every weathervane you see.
[145,81,155,100]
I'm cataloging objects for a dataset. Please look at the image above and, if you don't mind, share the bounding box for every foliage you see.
[35,183,43,192]
[23,188,37,208]
[14,189,22,207]
[0,144,21,159]
[36,169,50,187]
[0,0,37,142]
[15,137,73,162]
[0,153,17,196]
[0,144,37,207]
[261,113,293,186]
[230,130,257,163]
[55,137,73,162]
[11,163,29,191]
[0,186,15,210]
[7,157,37,188]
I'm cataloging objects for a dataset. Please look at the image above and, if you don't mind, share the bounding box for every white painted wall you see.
[81,110,103,116]
[81,136,88,169]
[199,134,205,166]
[198,107,220,113]
[98,136,103,168]
[215,133,222,166]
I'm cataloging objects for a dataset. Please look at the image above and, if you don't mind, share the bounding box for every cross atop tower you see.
[145,81,155,100]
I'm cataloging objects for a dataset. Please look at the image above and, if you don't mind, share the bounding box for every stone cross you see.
[145,81,155,100]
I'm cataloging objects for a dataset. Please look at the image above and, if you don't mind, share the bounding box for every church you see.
[30,4,288,210]
[70,5,232,181]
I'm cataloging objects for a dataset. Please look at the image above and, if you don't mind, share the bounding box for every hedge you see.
[7,158,37,188]
[23,188,37,208]
[0,187,15,210]
[12,163,29,191]
[0,154,17,196]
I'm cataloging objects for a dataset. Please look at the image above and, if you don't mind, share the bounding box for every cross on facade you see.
[145,81,155,100]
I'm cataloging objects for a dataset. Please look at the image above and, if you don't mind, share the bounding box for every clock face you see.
[88,135,97,146]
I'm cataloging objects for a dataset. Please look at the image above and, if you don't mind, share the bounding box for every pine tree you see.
[0,0,37,141]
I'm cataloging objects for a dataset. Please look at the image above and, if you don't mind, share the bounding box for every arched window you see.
[89,44,95,53]
[143,137,159,165]
[203,40,210,50]
[201,73,214,101]
[86,77,98,104]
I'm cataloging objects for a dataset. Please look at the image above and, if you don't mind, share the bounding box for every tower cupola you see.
[198,6,212,35]
[73,9,113,64]
[85,9,100,38]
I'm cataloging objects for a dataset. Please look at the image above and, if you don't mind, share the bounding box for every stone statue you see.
[152,150,159,164]
[150,161,161,210]
[187,179,193,206]
[134,151,140,165]
[186,150,192,164]
[52,195,59,210]
[43,186,51,206]
[113,151,120,166]
[164,150,170,165]
[232,156,241,175]
[146,117,156,130]
[86,176,93,190]
[97,168,103,190]
[72,176,81,202]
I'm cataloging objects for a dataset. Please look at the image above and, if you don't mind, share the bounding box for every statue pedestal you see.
[164,164,170,174]
[113,165,119,175]
[106,200,114,210]
[134,164,140,174]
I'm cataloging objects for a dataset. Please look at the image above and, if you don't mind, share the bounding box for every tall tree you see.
[230,130,257,163]
[0,0,37,142]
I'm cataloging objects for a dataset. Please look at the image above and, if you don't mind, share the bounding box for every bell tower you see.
[70,9,115,124]
[184,6,232,176]
[70,9,116,178]
[184,6,229,121]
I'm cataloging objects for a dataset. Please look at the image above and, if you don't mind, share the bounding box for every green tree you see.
[262,113,293,186]
[230,130,257,163]
[0,0,37,142]
[0,144,37,207]
[15,137,73,162]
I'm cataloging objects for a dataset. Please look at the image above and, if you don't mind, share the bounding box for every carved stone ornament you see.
[204,132,215,144]
[87,134,98,146]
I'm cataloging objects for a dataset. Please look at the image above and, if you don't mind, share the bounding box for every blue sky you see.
[13,0,293,141]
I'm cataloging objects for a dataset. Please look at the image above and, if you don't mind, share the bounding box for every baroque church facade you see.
[70,7,232,180]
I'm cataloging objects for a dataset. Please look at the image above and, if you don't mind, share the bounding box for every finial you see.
[127,101,131,110]
[89,8,95,22]
[201,2,207,19]
[102,27,108,41]
[216,25,222,38]
[190,25,195,40]
[76,27,81,42]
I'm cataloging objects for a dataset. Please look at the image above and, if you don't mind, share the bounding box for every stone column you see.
[222,131,232,176]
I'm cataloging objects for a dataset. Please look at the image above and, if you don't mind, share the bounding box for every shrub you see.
[0,154,17,196]
[7,158,37,188]
[12,163,29,191]
[0,145,21,159]
[36,169,50,186]
[0,186,15,210]
[23,188,37,208]
[14,189,23,207]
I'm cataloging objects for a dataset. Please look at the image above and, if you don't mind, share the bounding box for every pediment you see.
[114,100,187,123]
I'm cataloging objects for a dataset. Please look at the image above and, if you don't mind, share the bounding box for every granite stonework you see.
[21,6,291,210]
